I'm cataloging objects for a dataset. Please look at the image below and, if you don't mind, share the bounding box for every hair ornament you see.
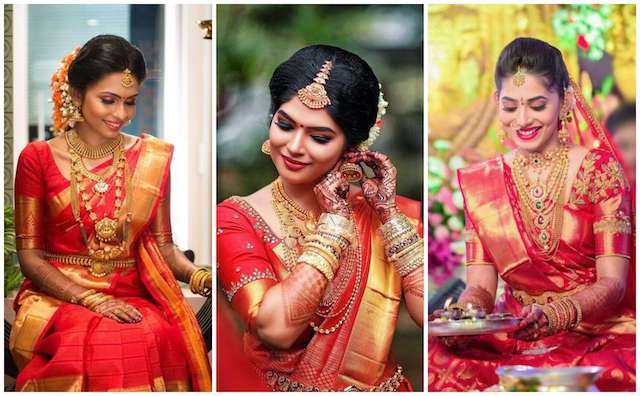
[121,68,134,88]
[513,65,526,87]
[357,84,388,151]
[50,47,81,135]
[297,60,333,109]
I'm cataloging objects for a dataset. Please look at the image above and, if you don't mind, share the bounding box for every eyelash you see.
[502,104,547,112]
[100,98,136,106]
[275,120,331,144]
[312,135,331,144]
[275,120,293,131]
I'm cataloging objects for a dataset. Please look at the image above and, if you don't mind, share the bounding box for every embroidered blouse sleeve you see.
[464,210,493,266]
[217,202,278,330]
[14,142,46,250]
[588,151,632,259]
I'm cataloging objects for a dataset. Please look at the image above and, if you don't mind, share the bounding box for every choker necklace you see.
[512,144,569,256]
[67,129,122,159]
[513,146,565,170]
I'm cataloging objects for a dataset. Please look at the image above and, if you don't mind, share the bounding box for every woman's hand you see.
[314,160,350,217]
[94,298,143,324]
[346,151,398,223]
[511,304,549,341]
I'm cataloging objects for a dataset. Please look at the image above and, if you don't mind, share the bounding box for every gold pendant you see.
[94,181,110,194]
[95,217,119,242]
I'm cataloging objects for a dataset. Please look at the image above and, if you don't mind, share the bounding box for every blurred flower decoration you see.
[552,4,613,61]
[428,140,466,285]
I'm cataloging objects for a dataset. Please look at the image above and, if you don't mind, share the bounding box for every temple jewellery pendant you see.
[95,217,119,242]
[94,180,110,194]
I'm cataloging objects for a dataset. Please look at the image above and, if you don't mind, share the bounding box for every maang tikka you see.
[297,60,333,109]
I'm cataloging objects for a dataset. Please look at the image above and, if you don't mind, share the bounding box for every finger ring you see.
[534,322,539,330]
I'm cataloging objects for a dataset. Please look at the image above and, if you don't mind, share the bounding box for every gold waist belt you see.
[265,365,404,392]
[511,285,586,306]
[44,252,136,278]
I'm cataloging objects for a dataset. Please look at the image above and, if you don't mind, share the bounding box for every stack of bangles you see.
[298,213,355,281]
[189,268,212,297]
[540,296,582,333]
[380,212,424,277]
[73,289,113,310]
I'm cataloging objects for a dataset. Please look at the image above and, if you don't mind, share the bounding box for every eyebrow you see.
[501,95,548,103]
[276,110,336,134]
[99,91,139,100]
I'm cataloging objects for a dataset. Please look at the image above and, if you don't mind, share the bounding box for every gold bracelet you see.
[299,251,334,281]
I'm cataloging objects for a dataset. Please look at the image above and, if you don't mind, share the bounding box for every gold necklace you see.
[271,179,318,271]
[65,131,123,194]
[66,129,122,159]
[512,145,569,256]
[69,142,132,260]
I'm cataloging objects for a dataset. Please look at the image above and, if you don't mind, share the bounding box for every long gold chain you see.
[512,145,569,257]
[69,140,132,261]
[67,129,122,159]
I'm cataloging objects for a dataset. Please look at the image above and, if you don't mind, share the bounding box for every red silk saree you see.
[428,148,635,391]
[217,192,421,391]
[11,135,211,391]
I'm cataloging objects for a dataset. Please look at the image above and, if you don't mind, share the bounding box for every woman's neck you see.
[279,178,322,215]
[74,124,117,147]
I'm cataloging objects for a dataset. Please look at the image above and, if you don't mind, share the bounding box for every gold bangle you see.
[74,289,96,305]
[541,304,558,332]
[79,292,102,308]
[566,296,582,328]
[299,251,334,281]
[305,233,344,254]
[304,245,339,271]
[189,268,211,296]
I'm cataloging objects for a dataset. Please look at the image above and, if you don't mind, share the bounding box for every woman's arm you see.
[18,249,87,301]
[402,266,424,326]
[151,186,211,290]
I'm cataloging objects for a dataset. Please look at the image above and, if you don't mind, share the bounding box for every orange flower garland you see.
[50,47,80,134]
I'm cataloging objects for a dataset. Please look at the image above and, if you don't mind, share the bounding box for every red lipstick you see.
[282,155,310,171]
[516,126,541,141]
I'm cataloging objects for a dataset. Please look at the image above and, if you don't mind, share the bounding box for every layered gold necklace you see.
[512,145,569,257]
[66,130,131,260]
[270,177,362,334]
[271,178,317,270]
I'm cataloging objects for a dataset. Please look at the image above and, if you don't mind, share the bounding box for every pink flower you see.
[434,225,450,241]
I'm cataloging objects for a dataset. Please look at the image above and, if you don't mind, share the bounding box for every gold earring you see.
[70,103,85,124]
[261,139,271,155]
[496,129,506,144]
[340,162,363,183]
[558,113,571,145]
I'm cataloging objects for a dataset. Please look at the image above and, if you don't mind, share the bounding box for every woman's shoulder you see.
[218,185,271,224]
[137,133,173,152]
[17,139,54,169]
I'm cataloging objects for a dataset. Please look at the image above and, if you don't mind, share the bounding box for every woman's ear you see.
[492,90,499,106]
[69,86,82,107]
